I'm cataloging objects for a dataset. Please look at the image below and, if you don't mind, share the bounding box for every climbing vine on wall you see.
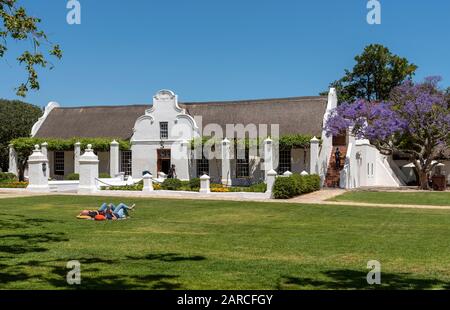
[190,134,318,150]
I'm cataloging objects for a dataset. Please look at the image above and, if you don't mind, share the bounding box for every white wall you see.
[341,140,402,188]
[131,90,201,179]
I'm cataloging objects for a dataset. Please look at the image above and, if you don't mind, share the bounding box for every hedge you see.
[161,178,183,190]
[273,173,321,199]
[65,173,79,180]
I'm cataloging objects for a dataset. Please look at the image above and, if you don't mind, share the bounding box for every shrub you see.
[272,177,298,199]
[161,178,182,190]
[303,174,321,192]
[65,173,79,180]
[0,172,17,183]
[99,173,111,178]
[273,174,321,199]
[188,178,201,190]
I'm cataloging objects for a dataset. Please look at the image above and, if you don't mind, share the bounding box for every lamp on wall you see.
[160,140,165,149]
[42,162,47,177]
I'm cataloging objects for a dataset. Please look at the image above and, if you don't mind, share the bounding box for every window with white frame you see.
[120,150,132,177]
[196,157,209,177]
[54,151,65,175]
[160,122,168,139]
[278,149,291,174]
[236,148,249,178]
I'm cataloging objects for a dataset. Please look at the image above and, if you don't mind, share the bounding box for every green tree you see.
[0,99,41,176]
[322,44,417,103]
[1,0,62,97]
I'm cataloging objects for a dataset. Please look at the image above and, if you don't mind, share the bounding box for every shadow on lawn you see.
[278,269,450,290]
[126,253,206,262]
[0,232,68,255]
[0,253,206,289]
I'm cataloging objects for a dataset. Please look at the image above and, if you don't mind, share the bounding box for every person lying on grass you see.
[77,202,136,220]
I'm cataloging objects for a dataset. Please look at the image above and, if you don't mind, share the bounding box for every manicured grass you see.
[1,195,450,289]
[331,191,450,206]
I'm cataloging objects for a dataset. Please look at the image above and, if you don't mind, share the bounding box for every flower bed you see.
[0,181,28,188]
[0,172,28,188]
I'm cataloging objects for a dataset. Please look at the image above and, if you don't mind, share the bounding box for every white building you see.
[10,89,447,188]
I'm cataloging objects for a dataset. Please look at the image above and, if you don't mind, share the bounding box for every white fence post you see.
[142,173,154,192]
[283,170,293,177]
[26,145,49,192]
[265,169,277,197]
[200,174,211,194]
[78,144,99,194]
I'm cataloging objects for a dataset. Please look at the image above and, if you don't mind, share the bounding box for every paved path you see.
[2,188,450,211]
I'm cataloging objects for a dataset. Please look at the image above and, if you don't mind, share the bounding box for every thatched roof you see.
[181,96,327,136]
[34,96,327,139]
[34,105,149,139]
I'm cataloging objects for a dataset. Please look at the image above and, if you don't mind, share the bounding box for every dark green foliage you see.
[65,173,79,181]
[0,99,42,174]
[322,44,417,102]
[229,182,267,193]
[10,137,130,181]
[188,178,201,190]
[272,177,299,199]
[273,174,321,199]
[190,134,315,151]
[161,178,182,190]
[99,173,111,179]
[0,172,18,182]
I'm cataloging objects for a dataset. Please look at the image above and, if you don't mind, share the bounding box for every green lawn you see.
[331,191,450,206]
[1,195,450,289]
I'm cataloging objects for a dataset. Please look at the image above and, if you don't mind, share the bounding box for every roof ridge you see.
[180,96,326,106]
[53,104,150,109]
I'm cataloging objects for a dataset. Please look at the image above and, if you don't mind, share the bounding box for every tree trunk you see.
[418,170,430,190]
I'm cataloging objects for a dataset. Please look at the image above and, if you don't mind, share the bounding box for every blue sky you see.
[0,0,449,108]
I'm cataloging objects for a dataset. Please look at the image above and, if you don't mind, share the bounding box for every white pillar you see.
[110,140,120,177]
[221,138,231,186]
[200,174,210,193]
[265,169,277,197]
[8,144,18,176]
[78,144,99,194]
[310,136,320,175]
[300,170,309,176]
[264,138,273,180]
[142,173,154,192]
[74,142,81,174]
[26,145,49,192]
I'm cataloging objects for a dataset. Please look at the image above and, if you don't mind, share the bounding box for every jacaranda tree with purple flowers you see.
[325,77,450,190]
